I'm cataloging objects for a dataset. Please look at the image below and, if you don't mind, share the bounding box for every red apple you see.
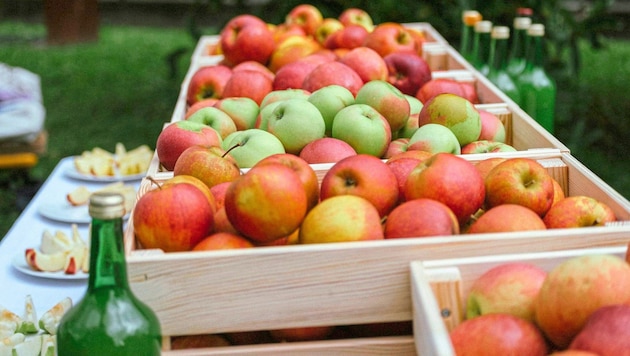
[355,79,411,133]
[338,8,374,32]
[133,178,215,252]
[461,140,516,154]
[298,137,357,164]
[269,326,334,342]
[415,78,468,103]
[478,110,506,142]
[185,98,220,119]
[213,206,240,235]
[543,195,617,228]
[474,157,507,181]
[302,61,363,96]
[363,22,418,57]
[383,137,411,159]
[268,35,322,73]
[484,158,555,217]
[210,181,231,211]
[384,52,432,96]
[320,154,399,217]
[385,154,429,202]
[192,232,254,251]
[417,93,481,147]
[450,313,548,356]
[569,304,630,354]
[384,198,459,238]
[324,24,369,50]
[272,55,330,91]
[185,65,233,106]
[284,4,323,36]
[221,69,273,105]
[224,163,308,243]
[404,153,485,225]
[465,262,547,322]
[551,177,566,206]
[231,60,275,82]
[219,14,275,66]
[173,145,241,190]
[271,23,306,44]
[338,46,388,83]
[467,204,546,233]
[314,18,344,46]
[155,121,223,171]
[534,253,630,349]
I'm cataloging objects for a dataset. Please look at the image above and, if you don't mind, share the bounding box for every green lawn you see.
[1,20,629,239]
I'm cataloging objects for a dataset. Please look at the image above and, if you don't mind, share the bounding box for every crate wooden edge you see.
[409,245,629,356]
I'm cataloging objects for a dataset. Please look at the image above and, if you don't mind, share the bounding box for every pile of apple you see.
[449,252,630,354]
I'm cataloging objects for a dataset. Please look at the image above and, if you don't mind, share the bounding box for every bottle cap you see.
[475,21,493,33]
[89,191,126,220]
[514,17,532,30]
[528,24,545,37]
[491,26,510,39]
[463,10,482,26]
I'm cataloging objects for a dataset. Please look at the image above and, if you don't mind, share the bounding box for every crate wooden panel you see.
[125,149,630,354]
[410,245,628,356]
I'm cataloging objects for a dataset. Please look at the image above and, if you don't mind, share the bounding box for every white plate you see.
[64,166,145,182]
[38,202,129,224]
[12,254,88,280]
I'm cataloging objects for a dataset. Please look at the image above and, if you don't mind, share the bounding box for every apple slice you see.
[16,295,38,334]
[63,245,87,275]
[66,186,91,206]
[12,334,42,356]
[39,297,72,335]
[0,332,25,347]
[40,334,56,356]
[0,306,22,339]
[39,230,73,255]
[24,249,66,273]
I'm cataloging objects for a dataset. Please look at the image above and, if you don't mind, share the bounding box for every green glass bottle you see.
[487,26,522,104]
[516,24,557,134]
[506,16,532,78]
[470,20,493,76]
[57,192,162,356]
[460,10,482,62]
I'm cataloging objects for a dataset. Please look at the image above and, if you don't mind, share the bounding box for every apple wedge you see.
[40,334,56,356]
[0,306,22,339]
[66,186,91,206]
[63,244,87,275]
[12,334,42,356]
[24,249,66,273]
[15,295,38,334]
[39,230,73,255]
[39,297,72,335]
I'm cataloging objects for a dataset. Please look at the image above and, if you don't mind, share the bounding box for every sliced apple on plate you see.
[40,230,73,255]
[39,297,72,335]
[24,249,66,273]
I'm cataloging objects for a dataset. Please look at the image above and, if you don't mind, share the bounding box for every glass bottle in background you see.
[516,24,557,134]
[57,192,162,356]
[470,20,493,76]
[460,10,483,62]
[506,15,532,78]
[487,26,522,104]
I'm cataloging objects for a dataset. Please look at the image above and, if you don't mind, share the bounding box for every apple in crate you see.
[299,195,384,244]
[269,326,335,342]
[363,23,417,57]
[307,84,355,137]
[268,35,322,73]
[338,47,387,83]
[192,232,254,251]
[386,152,432,202]
[222,69,273,106]
[355,80,411,133]
[186,106,237,139]
[232,60,275,82]
[224,163,308,244]
[173,145,241,190]
[474,157,507,181]
[260,88,310,109]
[133,177,215,252]
[324,24,369,50]
[450,313,548,356]
[163,174,217,212]
[264,99,326,155]
[461,140,516,154]
[569,304,630,354]
[219,14,275,66]
[338,8,374,31]
[534,254,630,349]
[302,61,363,97]
[284,3,323,36]
[221,129,285,168]
[484,157,555,217]
[384,198,459,238]
[467,204,547,233]
[416,78,471,104]
[185,65,232,106]
[407,123,461,154]
[478,110,506,142]
[314,18,344,45]
[273,56,327,91]
[331,104,391,158]
[213,96,260,131]
[404,153,485,225]
[543,195,616,229]
[185,98,220,119]
[320,154,399,217]
[465,262,547,322]
[156,121,222,171]
[384,52,432,96]
[299,137,357,164]
[418,93,481,146]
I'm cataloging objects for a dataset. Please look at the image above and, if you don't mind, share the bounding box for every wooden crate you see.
[125,149,630,354]
[410,245,629,355]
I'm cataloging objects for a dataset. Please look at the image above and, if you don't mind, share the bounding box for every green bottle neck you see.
[472,32,491,67]
[87,217,131,291]
[525,35,546,70]
[490,37,510,71]
[460,25,475,57]
[509,28,528,61]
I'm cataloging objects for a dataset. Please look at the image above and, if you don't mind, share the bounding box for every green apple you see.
[405,94,424,115]
[222,129,286,168]
[418,93,481,146]
[255,100,282,131]
[461,140,517,154]
[355,79,410,133]
[260,88,310,109]
[186,106,237,139]
[264,98,326,155]
[307,84,355,136]
[331,103,392,158]
[408,123,461,154]
[213,97,260,131]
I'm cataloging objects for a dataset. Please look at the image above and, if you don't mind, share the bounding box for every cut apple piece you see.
[0,306,22,339]
[16,295,38,334]
[40,230,73,255]
[63,245,87,275]
[40,334,56,356]
[12,334,41,356]
[1,332,25,347]
[39,298,72,335]
[24,249,66,273]
[66,186,91,206]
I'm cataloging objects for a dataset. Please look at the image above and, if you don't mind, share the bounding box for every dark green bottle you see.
[470,20,493,76]
[460,10,483,62]
[57,192,162,355]
[487,26,522,104]
[516,24,557,134]
[506,16,532,78]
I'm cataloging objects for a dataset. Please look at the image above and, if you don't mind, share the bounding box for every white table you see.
[0,157,140,314]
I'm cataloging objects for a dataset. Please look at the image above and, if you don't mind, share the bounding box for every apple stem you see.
[223,143,242,158]
[146,176,164,190]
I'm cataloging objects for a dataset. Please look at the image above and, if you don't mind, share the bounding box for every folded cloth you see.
[0,63,46,143]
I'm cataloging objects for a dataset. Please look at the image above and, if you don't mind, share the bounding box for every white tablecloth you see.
[0,157,140,314]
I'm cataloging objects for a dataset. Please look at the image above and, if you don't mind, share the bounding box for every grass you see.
[1,20,630,240]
